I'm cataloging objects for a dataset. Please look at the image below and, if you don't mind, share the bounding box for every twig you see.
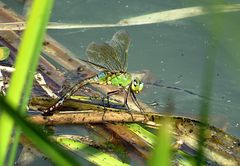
[34,73,58,98]
[28,110,148,125]
[0,65,15,72]
[0,65,58,98]
[0,4,240,30]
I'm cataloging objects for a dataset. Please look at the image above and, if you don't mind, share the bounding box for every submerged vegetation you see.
[0,0,239,166]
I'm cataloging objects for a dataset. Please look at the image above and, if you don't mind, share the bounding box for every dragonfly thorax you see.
[106,72,132,87]
[95,72,143,93]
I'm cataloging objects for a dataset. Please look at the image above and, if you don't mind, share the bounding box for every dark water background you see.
[2,0,240,137]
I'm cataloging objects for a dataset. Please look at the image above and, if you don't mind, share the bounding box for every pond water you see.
[2,0,240,137]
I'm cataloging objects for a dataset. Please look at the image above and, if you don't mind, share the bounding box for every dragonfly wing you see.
[81,59,108,71]
[86,42,123,72]
[108,30,130,72]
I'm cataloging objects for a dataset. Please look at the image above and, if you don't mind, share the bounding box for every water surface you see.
[2,0,240,137]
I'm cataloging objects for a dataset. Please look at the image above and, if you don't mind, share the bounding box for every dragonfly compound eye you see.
[131,78,144,93]
[133,79,137,86]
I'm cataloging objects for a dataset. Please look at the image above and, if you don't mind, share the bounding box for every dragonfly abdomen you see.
[44,79,90,114]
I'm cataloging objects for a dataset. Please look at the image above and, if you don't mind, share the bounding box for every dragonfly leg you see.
[123,88,130,109]
[106,89,124,108]
[106,88,131,110]
[101,89,124,121]
[130,91,143,112]
[102,109,107,121]
[130,90,148,121]
[101,97,106,109]
[122,87,134,120]
[102,88,134,121]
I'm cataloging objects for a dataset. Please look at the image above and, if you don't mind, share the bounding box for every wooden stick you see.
[29,110,148,125]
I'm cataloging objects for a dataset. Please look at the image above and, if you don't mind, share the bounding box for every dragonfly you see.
[42,30,144,116]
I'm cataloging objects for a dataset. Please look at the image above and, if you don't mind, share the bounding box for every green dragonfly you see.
[42,30,144,116]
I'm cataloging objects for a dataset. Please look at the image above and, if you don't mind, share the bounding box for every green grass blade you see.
[125,124,156,145]
[0,0,54,165]
[7,131,20,166]
[196,2,222,165]
[0,96,80,166]
[8,59,45,166]
[56,136,129,166]
[148,118,172,166]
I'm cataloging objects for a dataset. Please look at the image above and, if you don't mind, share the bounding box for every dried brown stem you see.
[28,110,147,125]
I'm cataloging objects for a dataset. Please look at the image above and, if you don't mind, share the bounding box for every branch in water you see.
[28,110,148,125]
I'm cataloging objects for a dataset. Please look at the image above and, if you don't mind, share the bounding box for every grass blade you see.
[56,136,129,166]
[0,0,54,165]
[148,117,172,166]
[0,96,80,166]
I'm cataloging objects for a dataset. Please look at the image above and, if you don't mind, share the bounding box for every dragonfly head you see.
[131,78,144,94]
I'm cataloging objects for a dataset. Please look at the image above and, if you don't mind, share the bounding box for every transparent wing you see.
[85,30,130,72]
[108,30,130,72]
[86,42,123,72]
